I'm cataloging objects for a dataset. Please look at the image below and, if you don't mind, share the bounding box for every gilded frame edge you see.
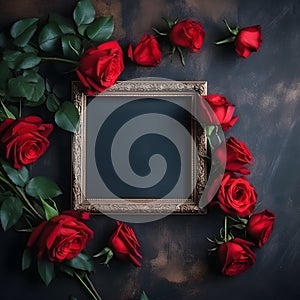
[71,80,208,215]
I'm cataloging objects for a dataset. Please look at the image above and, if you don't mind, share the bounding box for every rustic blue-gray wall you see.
[0,0,299,299]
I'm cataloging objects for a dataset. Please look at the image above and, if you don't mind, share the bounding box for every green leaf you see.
[46,94,60,112]
[77,24,88,36]
[86,16,114,43]
[0,196,23,230]
[40,197,59,220]
[49,13,76,34]
[3,50,23,69]
[24,94,46,107]
[10,18,39,47]
[0,159,29,187]
[3,51,41,70]
[25,176,62,199]
[0,101,16,118]
[140,291,150,300]
[69,296,78,300]
[22,248,32,270]
[37,260,55,286]
[22,45,39,54]
[8,76,32,99]
[66,253,94,272]
[0,191,13,204]
[61,35,82,59]
[24,71,45,103]
[73,0,96,27]
[38,22,62,52]
[55,101,79,133]
[8,72,45,103]
[17,53,41,69]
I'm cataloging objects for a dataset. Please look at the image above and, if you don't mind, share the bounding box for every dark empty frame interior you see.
[72,80,207,215]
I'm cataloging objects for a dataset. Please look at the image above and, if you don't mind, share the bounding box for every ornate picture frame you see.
[72,80,207,215]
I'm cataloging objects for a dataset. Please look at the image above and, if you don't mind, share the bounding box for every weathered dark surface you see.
[0,0,299,299]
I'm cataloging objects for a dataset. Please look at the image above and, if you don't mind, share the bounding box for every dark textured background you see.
[0,0,299,299]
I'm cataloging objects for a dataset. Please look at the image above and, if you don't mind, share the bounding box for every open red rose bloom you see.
[27,212,94,262]
[76,40,124,95]
[0,116,53,169]
[128,34,162,67]
[169,18,205,52]
[218,173,257,217]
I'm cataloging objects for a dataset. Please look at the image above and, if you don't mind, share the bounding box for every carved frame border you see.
[72,80,207,215]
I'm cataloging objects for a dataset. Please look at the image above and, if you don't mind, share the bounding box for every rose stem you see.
[224,215,228,242]
[0,175,43,220]
[84,274,103,300]
[74,272,102,300]
[40,56,79,65]
[15,186,44,220]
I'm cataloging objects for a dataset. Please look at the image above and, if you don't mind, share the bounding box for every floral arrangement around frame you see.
[0,0,273,299]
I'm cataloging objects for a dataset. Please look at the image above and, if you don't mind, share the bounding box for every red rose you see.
[27,211,93,262]
[128,34,162,67]
[0,116,53,169]
[203,94,239,131]
[169,19,205,52]
[226,137,253,175]
[247,210,275,247]
[108,221,142,267]
[218,173,257,217]
[234,25,262,58]
[217,238,256,276]
[76,40,124,95]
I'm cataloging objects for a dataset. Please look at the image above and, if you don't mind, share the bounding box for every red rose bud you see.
[128,34,162,67]
[226,137,253,175]
[247,210,275,247]
[27,213,94,262]
[203,94,239,131]
[76,40,124,95]
[218,173,257,217]
[217,238,256,276]
[0,116,53,169]
[169,18,205,52]
[108,221,142,267]
[234,25,262,58]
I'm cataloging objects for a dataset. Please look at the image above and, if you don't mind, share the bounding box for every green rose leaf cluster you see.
[0,158,62,230]
[0,0,114,133]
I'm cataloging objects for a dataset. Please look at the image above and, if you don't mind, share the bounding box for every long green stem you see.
[16,186,44,220]
[0,175,43,220]
[84,274,103,300]
[40,56,78,65]
[224,215,228,242]
[75,272,101,300]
